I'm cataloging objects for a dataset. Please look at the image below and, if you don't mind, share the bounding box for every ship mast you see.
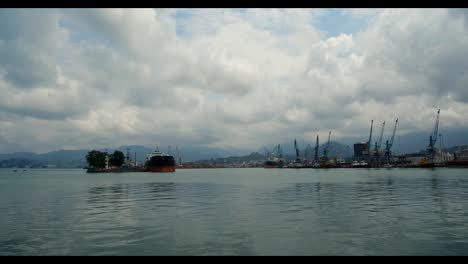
[126,147,130,166]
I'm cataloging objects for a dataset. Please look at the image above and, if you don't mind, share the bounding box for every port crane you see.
[373,121,386,165]
[319,131,333,167]
[384,118,399,165]
[314,135,319,163]
[427,109,440,162]
[376,121,386,152]
[294,139,301,163]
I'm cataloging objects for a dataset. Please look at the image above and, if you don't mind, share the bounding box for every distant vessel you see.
[287,161,304,168]
[264,144,285,168]
[447,147,468,167]
[351,160,369,168]
[264,157,284,168]
[144,147,176,172]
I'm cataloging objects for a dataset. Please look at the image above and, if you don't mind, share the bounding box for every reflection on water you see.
[1,168,468,255]
[87,182,176,204]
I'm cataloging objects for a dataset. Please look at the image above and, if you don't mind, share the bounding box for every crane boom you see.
[368,120,374,154]
[376,121,386,151]
[384,118,398,164]
[427,109,441,161]
[389,118,398,148]
[431,109,440,146]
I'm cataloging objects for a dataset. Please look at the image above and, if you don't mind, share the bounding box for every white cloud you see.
[1,8,468,153]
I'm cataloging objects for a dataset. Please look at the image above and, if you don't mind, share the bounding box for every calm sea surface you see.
[1,168,468,255]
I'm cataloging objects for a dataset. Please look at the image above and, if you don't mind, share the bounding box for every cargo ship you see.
[264,157,285,168]
[447,148,468,167]
[144,147,176,172]
[413,157,448,168]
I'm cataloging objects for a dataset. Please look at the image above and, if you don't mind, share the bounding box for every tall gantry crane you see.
[314,134,319,163]
[373,121,386,165]
[294,139,301,163]
[384,118,399,164]
[427,109,440,162]
[377,121,386,152]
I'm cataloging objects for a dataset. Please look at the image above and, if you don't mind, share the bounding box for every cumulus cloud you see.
[1,8,468,153]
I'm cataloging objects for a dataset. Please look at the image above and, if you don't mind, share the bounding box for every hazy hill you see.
[194,152,266,164]
[0,145,249,167]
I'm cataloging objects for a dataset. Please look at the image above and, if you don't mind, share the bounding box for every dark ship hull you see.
[264,160,284,168]
[350,164,370,168]
[447,160,468,167]
[145,155,176,172]
[414,162,446,168]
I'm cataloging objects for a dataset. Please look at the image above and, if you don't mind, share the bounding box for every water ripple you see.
[1,168,468,255]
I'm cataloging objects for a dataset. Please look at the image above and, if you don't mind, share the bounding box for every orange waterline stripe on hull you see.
[145,165,176,172]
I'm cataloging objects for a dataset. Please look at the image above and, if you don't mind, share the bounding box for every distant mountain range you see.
[0,145,249,168]
[0,149,89,167]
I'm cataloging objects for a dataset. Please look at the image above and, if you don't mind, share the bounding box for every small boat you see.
[351,161,369,168]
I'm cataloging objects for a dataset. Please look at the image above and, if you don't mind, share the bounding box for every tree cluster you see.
[86,150,125,168]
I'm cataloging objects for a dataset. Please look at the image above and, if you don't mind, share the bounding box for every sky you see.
[1,8,468,154]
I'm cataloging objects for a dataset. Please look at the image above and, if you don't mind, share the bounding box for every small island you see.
[85,150,144,173]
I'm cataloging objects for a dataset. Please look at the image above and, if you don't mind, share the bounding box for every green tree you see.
[86,150,107,169]
[109,150,125,167]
